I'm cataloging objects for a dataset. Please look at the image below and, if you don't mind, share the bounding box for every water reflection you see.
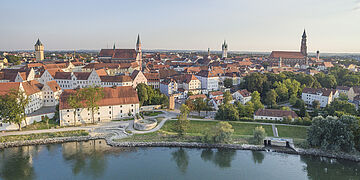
[62,139,136,178]
[0,146,37,180]
[300,155,360,180]
[251,151,265,164]
[200,149,237,168]
[171,148,189,173]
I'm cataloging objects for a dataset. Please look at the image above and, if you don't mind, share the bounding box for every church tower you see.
[136,34,142,71]
[300,29,307,57]
[221,40,228,59]
[34,38,44,61]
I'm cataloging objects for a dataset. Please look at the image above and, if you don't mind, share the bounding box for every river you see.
[0,140,359,180]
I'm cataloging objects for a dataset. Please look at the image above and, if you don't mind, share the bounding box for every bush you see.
[253,126,266,144]
[203,122,234,144]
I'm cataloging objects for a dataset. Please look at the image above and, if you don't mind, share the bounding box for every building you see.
[100,75,133,87]
[221,40,228,59]
[130,70,147,88]
[173,74,201,96]
[54,70,101,89]
[98,35,142,70]
[144,72,160,89]
[35,39,44,61]
[269,30,308,67]
[160,78,178,96]
[254,109,298,121]
[195,69,220,92]
[59,86,139,126]
[336,86,354,100]
[301,88,338,108]
[0,68,35,82]
[233,89,252,104]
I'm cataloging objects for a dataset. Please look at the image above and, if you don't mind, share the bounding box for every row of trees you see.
[67,86,104,125]
[136,83,168,107]
[185,98,213,116]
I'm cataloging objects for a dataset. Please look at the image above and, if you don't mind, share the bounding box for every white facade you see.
[195,75,219,92]
[160,80,178,96]
[55,70,101,89]
[301,90,338,108]
[60,103,139,126]
[233,91,252,105]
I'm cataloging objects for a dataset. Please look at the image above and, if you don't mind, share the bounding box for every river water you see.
[0,140,359,180]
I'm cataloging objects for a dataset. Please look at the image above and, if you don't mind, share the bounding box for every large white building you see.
[160,78,178,96]
[233,89,252,104]
[54,70,102,89]
[59,86,140,126]
[254,109,298,121]
[195,69,219,93]
[302,88,339,108]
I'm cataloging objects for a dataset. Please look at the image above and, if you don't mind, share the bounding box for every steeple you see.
[221,40,228,59]
[300,29,307,57]
[136,34,141,52]
[136,34,141,45]
[113,43,116,50]
[136,34,142,71]
[35,38,43,46]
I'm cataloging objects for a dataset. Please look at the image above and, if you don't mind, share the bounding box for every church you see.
[98,35,142,69]
[269,30,308,68]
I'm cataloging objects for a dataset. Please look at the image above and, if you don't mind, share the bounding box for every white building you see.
[160,78,178,96]
[302,88,339,108]
[100,75,133,87]
[195,69,219,93]
[233,89,252,104]
[54,70,101,89]
[59,86,139,126]
[254,109,298,121]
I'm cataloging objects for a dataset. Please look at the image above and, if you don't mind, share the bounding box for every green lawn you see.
[0,130,89,143]
[276,125,308,139]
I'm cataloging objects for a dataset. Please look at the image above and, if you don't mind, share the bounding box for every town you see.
[1,30,360,178]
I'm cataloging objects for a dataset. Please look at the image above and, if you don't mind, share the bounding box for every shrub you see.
[253,126,267,144]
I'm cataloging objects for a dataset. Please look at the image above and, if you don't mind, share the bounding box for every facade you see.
[34,39,44,61]
[0,68,35,82]
[301,88,338,108]
[59,86,139,126]
[54,70,101,89]
[195,69,219,92]
[233,89,252,104]
[131,70,147,88]
[254,109,298,121]
[160,78,178,96]
[144,72,160,89]
[173,74,201,96]
[100,75,133,87]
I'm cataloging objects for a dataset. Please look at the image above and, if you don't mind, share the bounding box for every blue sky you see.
[1,0,360,52]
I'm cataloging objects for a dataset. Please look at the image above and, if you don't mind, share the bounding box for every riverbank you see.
[1,134,360,163]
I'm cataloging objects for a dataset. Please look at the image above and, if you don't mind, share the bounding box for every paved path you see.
[272,124,279,137]
[128,111,177,134]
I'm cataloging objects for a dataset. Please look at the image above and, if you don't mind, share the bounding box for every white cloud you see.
[354,0,360,11]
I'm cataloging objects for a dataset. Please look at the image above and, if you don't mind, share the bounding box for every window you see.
[109,111,111,114]
[67,110,70,112]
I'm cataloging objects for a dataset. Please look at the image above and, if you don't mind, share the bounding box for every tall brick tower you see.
[300,29,307,57]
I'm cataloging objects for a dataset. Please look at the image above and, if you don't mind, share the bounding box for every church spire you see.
[136,34,141,46]
[113,43,115,50]
[301,29,307,57]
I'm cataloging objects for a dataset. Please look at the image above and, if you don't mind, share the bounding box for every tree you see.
[175,104,190,136]
[289,94,298,106]
[204,99,213,116]
[223,78,233,88]
[274,81,288,102]
[253,126,267,144]
[312,100,320,109]
[283,79,301,97]
[250,91,264,111]
[80,86,104,124]
[203,122,234,143]
[242,73,267,94]
[265,89,278,108]
[67,92,82,126]
[325,99,357,116]
[339,93,349,101]
[307,116,359,152]
[0,89,29,130]
[215,103,239,121]
[193,98,206,116]
[223,91,233,104]
[136,83,148,106]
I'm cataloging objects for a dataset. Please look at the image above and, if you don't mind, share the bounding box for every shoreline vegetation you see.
[0,120,359,162]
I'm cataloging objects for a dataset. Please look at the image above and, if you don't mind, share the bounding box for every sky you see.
[1,0,360,53]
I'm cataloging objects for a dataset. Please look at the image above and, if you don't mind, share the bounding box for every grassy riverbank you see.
[0,130,89,143]
[117,120,308,145]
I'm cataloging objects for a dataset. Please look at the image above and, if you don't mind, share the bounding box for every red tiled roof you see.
[188,94,207,100]
[0,82,20,95]
[100,75,132,82]
[255,109,298,118]
[210,91,223,96]
[238,89,251,97]
[99,49,137,59]
[46,80,61,92]
[269,51,305,59]
[59,86,139,110]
